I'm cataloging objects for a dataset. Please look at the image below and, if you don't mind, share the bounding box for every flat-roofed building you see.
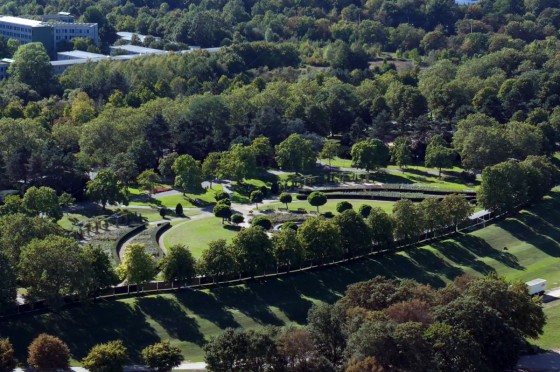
[57,50,108,60]
[109,44,168,56]
[0,15,98,58]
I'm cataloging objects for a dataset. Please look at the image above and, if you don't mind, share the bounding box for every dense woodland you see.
[0,0,559,369]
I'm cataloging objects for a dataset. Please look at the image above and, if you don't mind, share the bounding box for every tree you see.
[22,186,62,221]
[251,215,272,230]
[275,134,317,172]
[175,203,184,217]
[334,210,371,257]
[160,244,196,285]
[276,327,323,371]
[307,191,327,213]
[202,152,223,187]
[425,323,483,372]
[230,227,274,276]
[19,235,91,304]
[230,213,244,225]
[390,137,412,169]
[158,152,179,180]
[392,200,422,242]
[307,303,346,365]
[336,201,353,213]
[279,193,292,209]
[441,194,473,230]
[110,153,139,186]
[251,136,275,168]
[86,169,128,209]
[346,357,386,372]
[320,140,340,169]
[457,126,510,171]
[142,341,183,372]
[250,190,264,209]
[477,160,527,212]
[218,144,256,183]
[359,204,373,218]
[27,334,70,371]
[351,139,390,173]
[298,217,342,262]
[82,340,129,372]
[137,169,161,194]
[172,155,203,194]
[420,198,445,237]
[0,338,15,371]
[59,192,75,208]
[8,43,54,96]
[0,253,16,313]
[425,146,455,177]
[213,203,232,224]
[82,245,119,292]
[271,228,305,268]
[117,243,157,289]
[198,239,236,282]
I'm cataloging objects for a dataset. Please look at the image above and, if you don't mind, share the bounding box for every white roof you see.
[51,58,106,66]
[0,16,43,27]
[526,279,546,286]
[57,50,108,60]
[110,44,167,55]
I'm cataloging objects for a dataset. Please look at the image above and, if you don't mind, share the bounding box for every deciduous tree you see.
[27,334,70,371]
[117,243,157,288]
[86,169,128,209]
[142,340,183,372]
[160,244,196,285]
[82,340,129,372]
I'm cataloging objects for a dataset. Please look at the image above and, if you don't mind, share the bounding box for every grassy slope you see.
[6,190,560,364]
[163,217,238,258]
[267,199,395,214]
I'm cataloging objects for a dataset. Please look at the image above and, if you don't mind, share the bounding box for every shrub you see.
[215,191,230,202]
[0,338,16,371]
[82,340,129,372]
[231,213,245,225]
[296,193,307,200]
[323,211,334,218]
[282,221,299,231]
[336,201,353,213]
[142,340,183,372]
[251,215,273,230]
[175,203,183,216]
[359,204,372,218]
[270,182,279,194]
[28,334,70,371]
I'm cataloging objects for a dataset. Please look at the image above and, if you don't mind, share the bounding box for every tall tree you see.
[271,228,305,268]
[319,140,340,169]
[19,235,91,305]
[333,209,371,256]
[8,43,54,96]
[0,252,16,313]
[390,137,412,169]
[298,217,342,262]
[392,200,423,242]
[160,244,196,285]
[275,134,317,172]
[441,194,473,230]
[351,139,390,173]
[86,169,128,209]
[307,303,346,365]
[22,186,62,221]
[198,239,236,283]
[172,155,203,194]
[137,170,161,194]
[230,227,274,276]
[117,243,157,289]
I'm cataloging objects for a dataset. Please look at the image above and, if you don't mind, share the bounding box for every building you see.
[41,12,75,23]
[0,59,9,79]
[116,31,160,44]
[109,44,167,56]
[57,50,108,60]
[0,15,98,58]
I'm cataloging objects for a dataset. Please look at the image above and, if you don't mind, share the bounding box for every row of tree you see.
[203,274,546,371]
[0,334,182,372]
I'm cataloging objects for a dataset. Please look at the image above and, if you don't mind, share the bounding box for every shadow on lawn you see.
[2,301,160,362]
[136,296,205,346]
[175,290,240,329]
[453,234,523,270]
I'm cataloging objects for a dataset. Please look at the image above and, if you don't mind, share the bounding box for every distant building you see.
[41,12,75,23]
[57,50,108,60]
[0,15,98,58]
[116,32,160,43]
[0,59,9,79]
[109,44,167,56]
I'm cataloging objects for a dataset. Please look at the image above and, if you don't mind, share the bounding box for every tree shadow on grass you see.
[406,248,466,280]
[369,172,414,184]
[499,211,560,258]
[136,296,205,346]
[432,240,497,275]
[211,286,284,326]
[1,301,159,362]
[453,234,524,269]
[174,290,240,329]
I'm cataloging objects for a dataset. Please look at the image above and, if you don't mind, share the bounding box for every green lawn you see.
[129,186,223,208]
[163,217,238,258]
[268,199,395,214]
[6,189,560,364]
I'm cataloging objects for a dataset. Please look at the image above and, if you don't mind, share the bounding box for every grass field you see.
[268,199,395,214]
[129,186,223,209]
[6,189,560,364]
[162,217,238,258]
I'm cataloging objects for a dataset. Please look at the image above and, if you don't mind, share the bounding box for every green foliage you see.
[250,190,264,209]
[251,215,272,230]
[198,239,236,282]
[359,204,373,218]
[307,191,327,213]
[271,228,305,267]
[231,213,244,225]
[0,252,16,312]
[275,134,317,172]
[333,209,371,256]
[160,244,196,283]
[335,201,353,213]
[8,43,54,96]
[82,340,129,372]
[172,155,203,194]
[142,340,183,372]
[351,139,389,172]
[86,169,128,209]
[230,227,274,276]
[117,243,157,286]
[213,203,232,224]
[298,217,342,262]
[137,170,161,193]
[366,207,394,248]
[175,203,184,216]
[279,192,292,209]
[22,186,62,221]
[19,235,91,305]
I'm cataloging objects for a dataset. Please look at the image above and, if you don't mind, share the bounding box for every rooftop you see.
[116,32,160,43]
[110,44,168,55]
[51,58,106,66]
[0,16,42,27]
[57,50,108,60]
